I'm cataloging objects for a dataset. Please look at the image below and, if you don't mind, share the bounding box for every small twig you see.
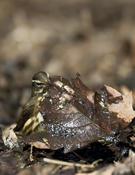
[30,145,34,161]
[73,151,84,160]
[43,157,102,168]
[52,165,63,174]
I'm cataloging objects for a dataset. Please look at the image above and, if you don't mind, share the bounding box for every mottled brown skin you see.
[14,72,133,153]
[15,71,50,132]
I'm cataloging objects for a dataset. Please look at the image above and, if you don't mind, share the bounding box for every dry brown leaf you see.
[107,85,135,124]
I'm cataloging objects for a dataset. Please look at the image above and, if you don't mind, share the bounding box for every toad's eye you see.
[35,82,43,87]
[32,81,44,87]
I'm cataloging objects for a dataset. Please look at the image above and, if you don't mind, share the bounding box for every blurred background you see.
[1,0,135,125]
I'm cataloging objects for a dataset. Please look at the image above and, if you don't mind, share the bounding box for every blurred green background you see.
[1,0,135,125]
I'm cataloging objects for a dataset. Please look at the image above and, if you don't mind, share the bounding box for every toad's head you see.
[32,71,51,96]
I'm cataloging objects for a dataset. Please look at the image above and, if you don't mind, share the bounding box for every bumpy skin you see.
[14,72,129,153]
[15,71,50,134]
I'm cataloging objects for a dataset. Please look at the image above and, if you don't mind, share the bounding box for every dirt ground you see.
[0,0,135,175]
